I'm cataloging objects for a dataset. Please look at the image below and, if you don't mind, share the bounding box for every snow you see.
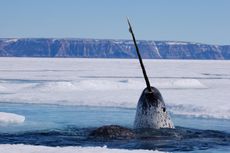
[161,41,189,45]
[0,85,6,91]
[0,112,25,124]
[0,58,229,120]
[0,144,165,153]
[29,79,205,92]
[4,39,18,43]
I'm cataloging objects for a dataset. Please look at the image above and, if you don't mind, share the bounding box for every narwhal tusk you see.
[127,17,151,92]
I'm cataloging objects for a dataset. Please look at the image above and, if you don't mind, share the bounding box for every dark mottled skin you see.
[89,125,135,139]
[139,87,165,110]
[134,87,174,129]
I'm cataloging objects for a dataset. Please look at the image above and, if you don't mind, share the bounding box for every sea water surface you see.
[0,103,229,153]
[0,58,230,153]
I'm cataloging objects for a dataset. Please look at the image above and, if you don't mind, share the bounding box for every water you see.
[0,103,134,133]
[0,102,229,152]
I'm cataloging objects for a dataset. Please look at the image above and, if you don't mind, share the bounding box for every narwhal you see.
[127,18,174,129]
[89,19,174,139]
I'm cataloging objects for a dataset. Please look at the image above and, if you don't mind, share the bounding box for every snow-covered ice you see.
[0,58,229,119]
[0,112,25,124]
[4,38,19,43]
[0,144,165,153]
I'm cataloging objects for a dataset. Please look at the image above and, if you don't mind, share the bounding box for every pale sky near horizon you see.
[0,0,229,45]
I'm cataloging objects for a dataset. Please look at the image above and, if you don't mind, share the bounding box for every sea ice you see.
[0,144,165,153]
[0,112,25,124]
[0,58,229,120]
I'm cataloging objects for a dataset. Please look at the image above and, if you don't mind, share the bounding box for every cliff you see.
[0,38,229,59]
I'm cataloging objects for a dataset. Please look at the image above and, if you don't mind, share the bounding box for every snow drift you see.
[0,112,25,124]
[30,79,205,92]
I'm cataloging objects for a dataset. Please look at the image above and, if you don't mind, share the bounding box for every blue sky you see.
[0,0,229,45]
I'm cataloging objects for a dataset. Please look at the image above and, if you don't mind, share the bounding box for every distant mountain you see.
[0,38,229,59]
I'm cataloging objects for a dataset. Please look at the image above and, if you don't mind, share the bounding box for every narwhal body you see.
[127,19,174,129]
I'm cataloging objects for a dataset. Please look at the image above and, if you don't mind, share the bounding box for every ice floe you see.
[0,112,25,124]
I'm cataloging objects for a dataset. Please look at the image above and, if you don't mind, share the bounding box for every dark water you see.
[0,103,230,152]
[0,126,229,152]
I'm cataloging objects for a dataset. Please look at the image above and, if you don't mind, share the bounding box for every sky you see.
[0,0,230,45]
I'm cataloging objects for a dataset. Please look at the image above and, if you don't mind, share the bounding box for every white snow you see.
[29,79,204,92]
[0,112,25,124]
[0,144,166,153]
[4,39,18,43]
[0,85,6,91]
[164,41,189,45]
[0,58,229,119]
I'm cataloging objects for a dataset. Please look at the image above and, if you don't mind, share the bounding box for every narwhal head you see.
[139,86,164,109]
[127,18,174,129]
[134,86,174,129]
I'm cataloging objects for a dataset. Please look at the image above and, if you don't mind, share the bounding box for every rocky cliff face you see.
[0,38,229,59]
